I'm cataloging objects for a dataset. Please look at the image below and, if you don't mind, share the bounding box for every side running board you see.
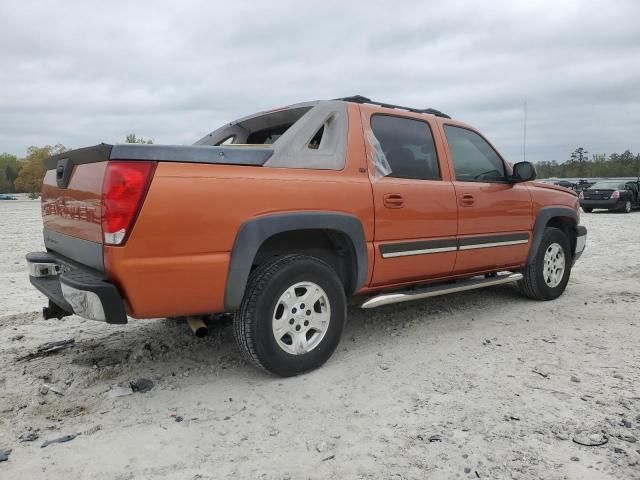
[361,272,523,309]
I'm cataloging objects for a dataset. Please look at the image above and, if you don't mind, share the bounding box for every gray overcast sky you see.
[1,0,639,164]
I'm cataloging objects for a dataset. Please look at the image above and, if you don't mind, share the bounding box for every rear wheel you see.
[234,254,346,377]
[518,227,572,300]
[582,207,593,213]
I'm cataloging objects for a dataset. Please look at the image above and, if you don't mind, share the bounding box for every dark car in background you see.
[579,180,640,213]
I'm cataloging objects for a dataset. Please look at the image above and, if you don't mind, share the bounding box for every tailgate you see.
[41,144,112,270]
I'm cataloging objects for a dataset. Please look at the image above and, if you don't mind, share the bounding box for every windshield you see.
[589,181,625,190]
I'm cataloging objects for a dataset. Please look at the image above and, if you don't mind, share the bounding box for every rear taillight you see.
[611,190,620,199]
[579,191,584,199]
[101,161,155,245]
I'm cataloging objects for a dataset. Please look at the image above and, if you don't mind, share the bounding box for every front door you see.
[363,110,459,286]
[441,124,533,273]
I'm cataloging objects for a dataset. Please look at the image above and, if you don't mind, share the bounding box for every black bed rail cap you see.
[335,95,451,119]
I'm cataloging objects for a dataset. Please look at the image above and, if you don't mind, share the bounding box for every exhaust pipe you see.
[186,317,208,338]
[42,300,73,320]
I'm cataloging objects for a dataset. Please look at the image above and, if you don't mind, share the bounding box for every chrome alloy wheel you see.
[272,281,331,355]
[543,242,565,288]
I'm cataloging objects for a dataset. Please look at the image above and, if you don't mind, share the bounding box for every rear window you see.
[370,115,440,180]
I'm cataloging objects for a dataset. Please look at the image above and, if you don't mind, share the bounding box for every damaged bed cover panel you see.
[110,143,273,165]
[44,143,273,170]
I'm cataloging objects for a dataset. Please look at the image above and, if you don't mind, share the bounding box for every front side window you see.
[370,115,441,180]
[444,126,506,182]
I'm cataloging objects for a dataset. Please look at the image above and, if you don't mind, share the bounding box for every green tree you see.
[14,145,66,195]
[125,133,153,144]
[0,153,21,193]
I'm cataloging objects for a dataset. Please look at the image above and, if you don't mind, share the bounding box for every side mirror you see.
[511,161,536,183]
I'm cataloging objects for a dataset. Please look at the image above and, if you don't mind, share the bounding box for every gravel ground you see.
[0,199,639,479]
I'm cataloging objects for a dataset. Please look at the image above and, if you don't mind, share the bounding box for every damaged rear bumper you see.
[26,252,128,324]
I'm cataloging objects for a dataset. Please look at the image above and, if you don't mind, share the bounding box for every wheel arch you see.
[225,212,368,311]
[528,206,579,264]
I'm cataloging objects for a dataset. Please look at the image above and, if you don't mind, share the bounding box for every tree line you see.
[534,147,640,179]
[0,134,152,195]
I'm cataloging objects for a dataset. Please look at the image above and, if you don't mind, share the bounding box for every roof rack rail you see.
[335,95,451,119]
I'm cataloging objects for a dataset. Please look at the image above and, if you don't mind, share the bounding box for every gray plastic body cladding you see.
[43,228,104,271]
[528,206,579,263]
[225,212,368,311]
[110,144,273,166]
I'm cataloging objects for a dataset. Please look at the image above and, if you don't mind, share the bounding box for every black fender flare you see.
[224,212,368,311]
[528,206,578,264]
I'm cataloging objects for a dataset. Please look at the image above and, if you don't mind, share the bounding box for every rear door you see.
[363,109,458,285]
[441,125,533,274]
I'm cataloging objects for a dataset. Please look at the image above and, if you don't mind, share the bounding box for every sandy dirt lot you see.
[1,199,639,479]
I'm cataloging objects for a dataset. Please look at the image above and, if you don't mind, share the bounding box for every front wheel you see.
[622,200,632,213]
[234,254,346,377]
[582,207,593,213]
[518,227,572,300]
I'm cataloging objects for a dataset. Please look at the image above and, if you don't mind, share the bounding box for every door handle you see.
[383,193,404,208]
[459,194,475,207]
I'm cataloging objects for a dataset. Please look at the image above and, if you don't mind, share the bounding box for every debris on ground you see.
[223,406,246,421]
[428,434,443,442]
[0,449,11,462]
[169,411,185,423]
[41,433,79,448]
[107,385,133,398]
[315,441,328,453]
[10,334,24,341]
[532,369,549,378]
[82,425,102,436]
[617,434,637,443]
[321,454,335,462]
[570,375,580,383]
[43,383,65,396]
[572,431,608,447]
[130,378,154,393]
[18,431,39,442]
[17,339,75,361]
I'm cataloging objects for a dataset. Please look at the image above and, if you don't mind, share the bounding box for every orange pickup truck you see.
[27,95,587,376]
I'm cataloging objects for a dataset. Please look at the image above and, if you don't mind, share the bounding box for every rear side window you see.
[444,126,506,182]
[370,115,441,180]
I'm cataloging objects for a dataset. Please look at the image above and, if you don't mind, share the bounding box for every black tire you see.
[622,200,632,213]
[233,254,346,377]
[582,207,592,213]
[518,227,572,301]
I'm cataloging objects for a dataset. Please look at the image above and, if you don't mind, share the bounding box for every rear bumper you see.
[573,225,587,265]
[26,252,127,324]
[580,199,624,210]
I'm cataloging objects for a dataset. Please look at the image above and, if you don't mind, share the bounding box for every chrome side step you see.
[361,272,523,309]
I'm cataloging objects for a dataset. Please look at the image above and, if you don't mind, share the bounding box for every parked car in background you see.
[26,95,587,376]
[579,180,640,213]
